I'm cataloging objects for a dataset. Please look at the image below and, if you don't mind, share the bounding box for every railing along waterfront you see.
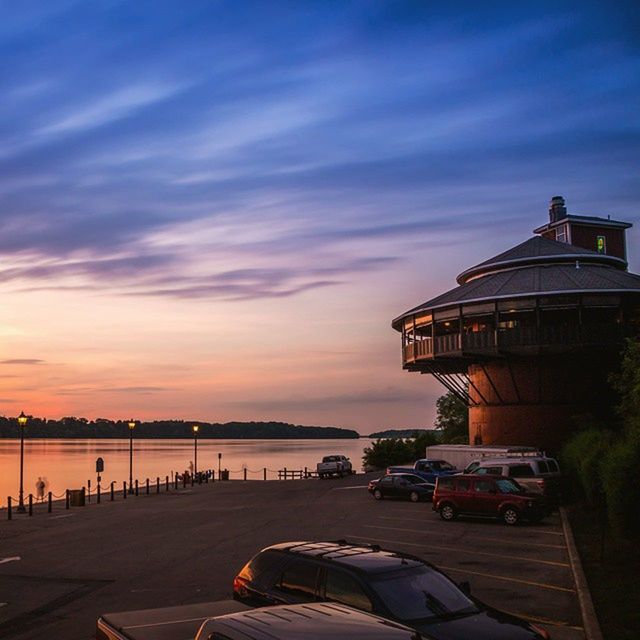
[2,466,332,519]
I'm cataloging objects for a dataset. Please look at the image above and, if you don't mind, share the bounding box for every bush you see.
[362,438,414,470]
[601,427,640,537]
[561,427,610,506]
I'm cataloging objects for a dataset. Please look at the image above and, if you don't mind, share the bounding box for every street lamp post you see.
[128,420,136,494]
[17,411,28,513]
[192,425,199,475]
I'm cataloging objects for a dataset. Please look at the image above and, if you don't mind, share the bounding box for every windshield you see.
[371,566,479,622]
[496,478,523,494]
[430,460,454,471]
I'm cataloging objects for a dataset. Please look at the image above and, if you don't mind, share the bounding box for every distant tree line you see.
[367,429,431,438]
[0,417,359,440]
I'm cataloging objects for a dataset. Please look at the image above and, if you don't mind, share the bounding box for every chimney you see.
[549,196,567,223]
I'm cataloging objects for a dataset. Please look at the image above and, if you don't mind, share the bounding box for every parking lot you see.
[327,482,584,640]
[0,473,585,639]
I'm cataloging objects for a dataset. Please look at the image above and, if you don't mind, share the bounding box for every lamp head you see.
[192,424,199,434]
[128,420,136,430]
[17,411,27,427]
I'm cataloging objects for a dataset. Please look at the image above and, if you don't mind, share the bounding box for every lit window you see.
[555,227,566,243]
[596,236,606,254]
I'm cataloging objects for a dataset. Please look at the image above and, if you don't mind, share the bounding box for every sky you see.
[0,1,639,432]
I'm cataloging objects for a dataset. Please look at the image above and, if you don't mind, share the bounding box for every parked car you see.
[368,473,435,502]
[233,541,550,639]
[96,600,250,640]
[465,457,561,500]
[317,455,353,478]
[433,474,549,525]
[386,459,457,484]
[195,602,428,640]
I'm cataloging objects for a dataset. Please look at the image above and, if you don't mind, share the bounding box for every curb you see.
[560,506,604,640]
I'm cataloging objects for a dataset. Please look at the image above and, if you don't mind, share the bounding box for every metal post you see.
[48,491,52,513]
[123,482,127,499]
[87,479,91,503]
[284,467,287,480]
[135,480,139,496]
[111,482,115,501]
[175,473,178,490]
[146,478,149,495]
[65,489,70,509]
[166,475,169,491]
[190,472,194,487]
[183,473,187,488]
[263,467,267,481]
[243,468,247,481]
[218,453,222,478]
[97,483,101,504]
[28,494,33,516]
[156,477,160,493]
[17,424,26,513]
[194,430,198,475]
[7,497,11,520]
[128,426,134,494]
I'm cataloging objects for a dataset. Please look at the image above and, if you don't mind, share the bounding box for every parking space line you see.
[375,515,566,536]
[438,565,575,594]
[347,535,575,593]
[500,609,584,632]
[365,524,568,550]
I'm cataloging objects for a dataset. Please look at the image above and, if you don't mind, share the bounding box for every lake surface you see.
[0,438,371,506]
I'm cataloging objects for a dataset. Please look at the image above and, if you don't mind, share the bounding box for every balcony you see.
[402,323,625,365]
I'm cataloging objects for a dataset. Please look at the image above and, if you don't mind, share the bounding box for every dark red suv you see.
[432,474,548,525]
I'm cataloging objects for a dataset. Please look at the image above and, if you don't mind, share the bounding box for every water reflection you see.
[0,438,369,506]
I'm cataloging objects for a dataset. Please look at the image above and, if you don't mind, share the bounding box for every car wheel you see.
[409,491,419,503]
[439,503,456,521]
[373,489,383,500]
[503,507,520,526]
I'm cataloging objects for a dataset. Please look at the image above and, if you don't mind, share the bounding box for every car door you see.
[273,559,321,604]
[470,478,499,516]
[453,477,473,513]
[378,475,395,497]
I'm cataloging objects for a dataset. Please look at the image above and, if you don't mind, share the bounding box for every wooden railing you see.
[403,323,624,363]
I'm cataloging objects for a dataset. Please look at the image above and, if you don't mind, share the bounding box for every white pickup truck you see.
[316,454,353,478]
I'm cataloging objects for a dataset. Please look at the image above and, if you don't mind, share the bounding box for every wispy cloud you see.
[1,359,45,365]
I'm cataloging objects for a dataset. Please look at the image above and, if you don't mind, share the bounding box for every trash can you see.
[69,488,85,507]
[221,469,230,481]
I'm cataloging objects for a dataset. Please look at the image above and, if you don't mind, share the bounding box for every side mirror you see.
[458,581,471,596]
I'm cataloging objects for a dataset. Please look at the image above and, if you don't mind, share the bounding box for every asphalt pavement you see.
[0,473,585,639]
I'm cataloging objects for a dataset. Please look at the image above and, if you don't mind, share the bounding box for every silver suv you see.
[467,457,561,497]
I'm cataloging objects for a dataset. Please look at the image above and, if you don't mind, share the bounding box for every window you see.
[508,464,535,478]
[278,562,319,599]
[496,478,523,494]
[430,460,455,472]
[380,476,394,486]
[476,466,501,475]
[547,459,559,473]
[456,479,471,492]
[555,226,567,243]
[536,461,549,473]
[325,569,373,611]
[596,235,606,254]
[370,566,478,622]
[474,480,494,493]
[240,551,283,583]
[437,477,453,490]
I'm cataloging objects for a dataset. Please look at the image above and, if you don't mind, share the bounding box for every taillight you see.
[233,575,248,594]
[529,623,550,639]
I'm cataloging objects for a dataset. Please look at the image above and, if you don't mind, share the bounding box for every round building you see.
[392,197,640,452]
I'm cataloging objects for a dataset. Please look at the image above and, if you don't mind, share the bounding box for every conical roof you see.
[456,236,627,284]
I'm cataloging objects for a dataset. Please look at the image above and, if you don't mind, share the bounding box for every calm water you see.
[0,438,370,506]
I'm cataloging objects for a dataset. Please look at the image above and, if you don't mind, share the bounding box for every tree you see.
[434,390,468,443]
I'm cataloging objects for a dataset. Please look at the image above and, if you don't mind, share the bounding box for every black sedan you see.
[368,473,435,502]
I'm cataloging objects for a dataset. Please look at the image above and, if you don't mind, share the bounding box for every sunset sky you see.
[1,1,639,432]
